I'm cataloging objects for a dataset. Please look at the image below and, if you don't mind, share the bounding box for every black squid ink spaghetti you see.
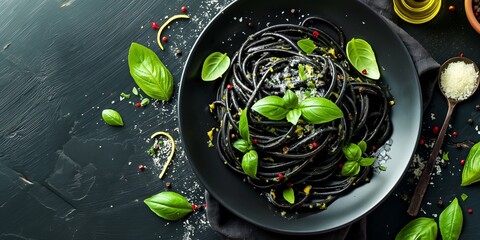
[210,17,393,211]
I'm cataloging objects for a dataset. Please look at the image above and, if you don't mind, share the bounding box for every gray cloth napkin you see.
[206,0,440,239]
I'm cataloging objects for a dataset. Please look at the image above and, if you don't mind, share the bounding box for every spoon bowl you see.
[438,57,480,103]
[408,57,480,216]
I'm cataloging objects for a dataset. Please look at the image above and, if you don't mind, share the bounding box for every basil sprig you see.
[201,52,231,81]
[346,38,380,80]
[395,217,438,240]
[394,197,464,240]
[461,142,480,186]
[252,90,343,125]
[439,198,463,240]
[101,109,124,127]
[144,191,193,221]
[297,38,318,54]
[232,109,258,179]
[340,141,375,177]
[128,42,174,101]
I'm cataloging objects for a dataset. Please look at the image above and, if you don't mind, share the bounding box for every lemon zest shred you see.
[151,131,176,179]
[157,14,190,50]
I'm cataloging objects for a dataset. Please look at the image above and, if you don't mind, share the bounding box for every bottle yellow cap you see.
[393,0,442,24]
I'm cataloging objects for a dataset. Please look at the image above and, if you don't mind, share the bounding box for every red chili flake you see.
[312,142,318,148]
[278,173,284,179]
[452,131,458,137]
[138,164,145,171]
[476,12,479,17]
[371,145,377,152]
[181,6,187,12]
[432,125,440,135]
[203,203,207,208]
[135,102,142,108]
[191,204,203,210]
[151,22,160,30]
[312,31,319,37]
[361,69,367,75]
[227,84,234,90]
[460,159,466,165]
[460,53,465,58]
[286,182,294,188]
[252,139,258,145]
[419,138,425,145]
[161,36,168,42]
[448,5,456,12]
[338,162,344,169]
[468,208,473,214]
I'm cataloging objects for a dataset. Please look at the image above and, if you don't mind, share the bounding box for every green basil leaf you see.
[461,193,468,201]
[286,109,302,125]
[102,109,124,127]
[242,150,258,179]
[144,191,193,221]
[201,52,231,81]
[439,198,463,240]
[238,109,250,143]
[132,86,139,96]
[282,90,298,109]
[443,152,450,161]
[120,92,131,99]
[358,140,367,153]
[297,38,318,54]
[141,98,150,107]
[283,188,295,204]
[395,217,438,240]
[341,161,360,177]
[359,157,376,167]
[342,143,362,161]
[252,96,289,121]
[299,97,343,124]
[461,142,480,186]
[128,42,174,101]
[233,139,251,153]
[346,38,380,80]
[298,64,308,81]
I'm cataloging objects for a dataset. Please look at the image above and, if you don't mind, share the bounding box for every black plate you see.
[179,0,421,235]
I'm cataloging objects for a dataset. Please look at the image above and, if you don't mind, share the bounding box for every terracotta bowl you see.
[465,0,480,34]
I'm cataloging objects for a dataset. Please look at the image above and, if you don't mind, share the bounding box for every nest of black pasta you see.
[211,17,392,210]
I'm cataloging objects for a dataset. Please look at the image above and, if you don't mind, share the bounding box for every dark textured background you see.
[0,0,479,239]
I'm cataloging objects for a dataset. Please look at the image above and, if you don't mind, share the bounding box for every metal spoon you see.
[407,57,480,216]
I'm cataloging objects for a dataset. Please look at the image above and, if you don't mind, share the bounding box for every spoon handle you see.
[407,101,457,216]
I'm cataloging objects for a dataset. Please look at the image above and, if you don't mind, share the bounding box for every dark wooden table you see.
[0,0,478,239]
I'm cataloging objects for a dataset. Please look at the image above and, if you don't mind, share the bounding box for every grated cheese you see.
[439,61,478,101]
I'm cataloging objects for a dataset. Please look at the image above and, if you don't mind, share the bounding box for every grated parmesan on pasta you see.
[439,61,479,101]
